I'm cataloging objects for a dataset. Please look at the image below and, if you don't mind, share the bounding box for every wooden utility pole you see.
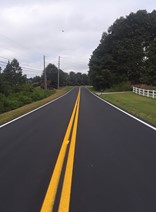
[58,56,60,89]
[43,55,47,89]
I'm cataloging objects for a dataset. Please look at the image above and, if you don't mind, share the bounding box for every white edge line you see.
[88,89,156,131]
[0,88,73,129]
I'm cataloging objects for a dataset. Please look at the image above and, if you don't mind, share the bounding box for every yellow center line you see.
[58,89,80,212]
[41,89,80,212]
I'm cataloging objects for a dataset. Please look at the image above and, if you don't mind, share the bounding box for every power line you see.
[0,56,10,61]
[0,55,42,73]
[21,66,42,72]
[0,60,8,65]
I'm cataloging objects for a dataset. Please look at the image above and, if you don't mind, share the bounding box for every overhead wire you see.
[0,60,8,64]
[0,33,44,76]
[0,33,87,75]
[0,56,10,61]
[0,55,42,73]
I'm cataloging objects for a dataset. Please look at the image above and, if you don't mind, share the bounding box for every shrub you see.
[0,88,53,114]
[105,81,132,92]
[0,93,6,113]
[18,94,32,104]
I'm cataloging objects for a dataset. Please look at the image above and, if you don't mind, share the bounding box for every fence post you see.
[133,86,155,98]
[153,90,155,98]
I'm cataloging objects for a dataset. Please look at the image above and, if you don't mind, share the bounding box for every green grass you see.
[0,86,72,125]
[100,92,156,127]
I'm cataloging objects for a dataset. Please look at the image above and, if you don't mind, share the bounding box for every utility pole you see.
[58,56,60,89]
[43,55,47,89]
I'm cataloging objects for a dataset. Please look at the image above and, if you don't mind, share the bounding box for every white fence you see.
[133,87,156,99]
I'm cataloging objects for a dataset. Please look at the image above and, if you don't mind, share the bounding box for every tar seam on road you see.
[41,88,80,212]
[0,88,73,129]
[88,89,156,131]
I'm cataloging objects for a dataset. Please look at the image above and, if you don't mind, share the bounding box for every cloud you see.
[0,0,155,77]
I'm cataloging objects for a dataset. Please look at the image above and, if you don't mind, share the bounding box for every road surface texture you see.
[0,87,156,212]
[0,88,78,212]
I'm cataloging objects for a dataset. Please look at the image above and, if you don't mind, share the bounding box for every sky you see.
[0,0,155,77]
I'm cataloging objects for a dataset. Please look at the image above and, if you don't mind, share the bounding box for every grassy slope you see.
[100,92,156,127]
[0,87,71,125]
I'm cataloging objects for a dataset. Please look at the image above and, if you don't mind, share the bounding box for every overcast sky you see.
[0,0,155,77]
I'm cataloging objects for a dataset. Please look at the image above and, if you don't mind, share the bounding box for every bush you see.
[30,89,53,101]
[106,81,132,92]
[0,88,53,114]
[18,94,32,104]
[4,98,21,110]
[0,93,6,113]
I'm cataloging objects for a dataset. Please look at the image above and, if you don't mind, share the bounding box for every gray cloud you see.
[0,0,155,77]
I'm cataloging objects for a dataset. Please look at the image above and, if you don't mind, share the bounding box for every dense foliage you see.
[42,63,89,88]
[0,59,53,113]
[0,58,89,113]
[0,59,27,95]
[0,87,53,113]
[89,10,156,90]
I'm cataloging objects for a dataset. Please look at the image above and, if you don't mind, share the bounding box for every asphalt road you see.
[70,87,156,212]
[0,87,156,212]
[0,87,78,212]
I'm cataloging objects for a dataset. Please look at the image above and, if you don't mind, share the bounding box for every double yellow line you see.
[41,88,81,212]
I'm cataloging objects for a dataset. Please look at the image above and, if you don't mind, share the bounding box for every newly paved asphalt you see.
[0,87,156,212]
[70,87,156,212]
[0,87,78,212]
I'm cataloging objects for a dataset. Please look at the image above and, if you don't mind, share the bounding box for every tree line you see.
[89,10,156,90]
[0,58,89,94]
[0,58,89,113]
[41,63,89,88]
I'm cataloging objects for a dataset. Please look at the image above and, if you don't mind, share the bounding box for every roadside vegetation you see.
[100,92,156,127]
[88,85,156,126]
[1,10,156,126]
[0,87,71,125]
[87,10,156,126]
[0,56,88,124]
[89,10,156,91]
[0,86,53,114]
[0,57,89,120]
[102,81,132,92]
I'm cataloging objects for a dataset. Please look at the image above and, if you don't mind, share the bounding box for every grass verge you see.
[0,86,72,125]
[100,92,156,127]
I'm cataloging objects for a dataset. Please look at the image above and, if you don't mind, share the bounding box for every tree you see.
[2,59,26,94]
[42,63,69,88]
[68,72,77,85]
[82,73,89,85]
[89,10,156,90]
[28,76,41,87]
[42,64,58,88]
[3,59,24,85]
[41,63,89,88]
